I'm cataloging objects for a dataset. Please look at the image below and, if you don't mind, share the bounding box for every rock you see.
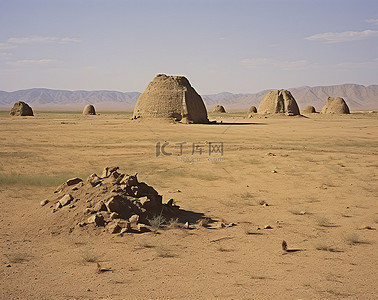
[129,214,139,225]
[101,166,119,178]
[55,202,62,210]
[78,222,87,227]
[272,170,277,173]
[87,213,105,226]
[86,173,102,187]
[66,177,83,186]
[59,194,73,206]
[94,201,107,212]
[40,199,49,206]
[264,225,273,229]
[110,212,120,219]
[137,224,151,233]
[106,196,123,213]
[107,222,121,234]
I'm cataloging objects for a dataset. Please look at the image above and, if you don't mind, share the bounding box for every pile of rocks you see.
[42,167,180,234]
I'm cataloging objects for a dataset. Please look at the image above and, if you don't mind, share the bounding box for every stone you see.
[59,194,73,206]
[107,222,121,234]
[87,213,105,226]
[137,224,151,233]
[40,199,49,206]
[86,173,101,187]
[101,166,119,178]
[129,214,139,225]
[66,177,83,186]
[94,201,107,212]
[106,196,123,213]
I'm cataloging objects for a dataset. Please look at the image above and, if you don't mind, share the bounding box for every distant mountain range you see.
[0,83,377,111]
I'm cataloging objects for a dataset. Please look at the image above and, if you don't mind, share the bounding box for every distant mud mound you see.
[83,104,96,115]
[212,105,226,113]
[302,105,316,114]
[9,101,34,116]
[44,167,182,234]
[321,97,350,114]
[258,90,300,116]
[43,167,232,233]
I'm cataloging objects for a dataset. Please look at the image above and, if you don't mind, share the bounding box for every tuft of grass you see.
[250,274,269,280]
[288,208,307,215]
[80,251,98,263]
[316,216,334,227]
[243,224,262,235]
[0,172,89,187]
[167,218,185,229]
[344,233,366,245]
[314,241,340,252]
[155,245,175,258]
[217,246,234,252]
[137,241,156,249]
[4,253,32,264]
[148,215,166,233]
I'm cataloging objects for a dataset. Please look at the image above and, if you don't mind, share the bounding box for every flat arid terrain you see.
[0,111,377,299]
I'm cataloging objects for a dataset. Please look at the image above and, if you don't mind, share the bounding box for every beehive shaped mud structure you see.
[133,74,209,123]
[258,89,300,116]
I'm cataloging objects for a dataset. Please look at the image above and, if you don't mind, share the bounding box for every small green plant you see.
[148,214,166,232]
[167,218,185,229]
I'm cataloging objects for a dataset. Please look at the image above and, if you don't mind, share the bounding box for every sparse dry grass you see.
[155,245,176,258]
[315,216,335,227]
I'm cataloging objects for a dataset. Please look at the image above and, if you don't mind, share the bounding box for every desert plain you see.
[0,110,377,299]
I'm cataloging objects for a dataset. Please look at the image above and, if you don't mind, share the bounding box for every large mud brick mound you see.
[258,89,300,116]
[321,97,350,114]
[9,101,34,116]
[44,167,181,234]
[132,74,209,124]
[83,104,96,115]
[212,105,226,113]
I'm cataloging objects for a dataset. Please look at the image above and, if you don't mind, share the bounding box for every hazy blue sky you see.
[1,0,377,94]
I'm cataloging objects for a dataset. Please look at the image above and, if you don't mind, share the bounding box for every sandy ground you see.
[0,110,377,299]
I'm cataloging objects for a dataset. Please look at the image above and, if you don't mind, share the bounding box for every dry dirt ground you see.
[0,110,377,299]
